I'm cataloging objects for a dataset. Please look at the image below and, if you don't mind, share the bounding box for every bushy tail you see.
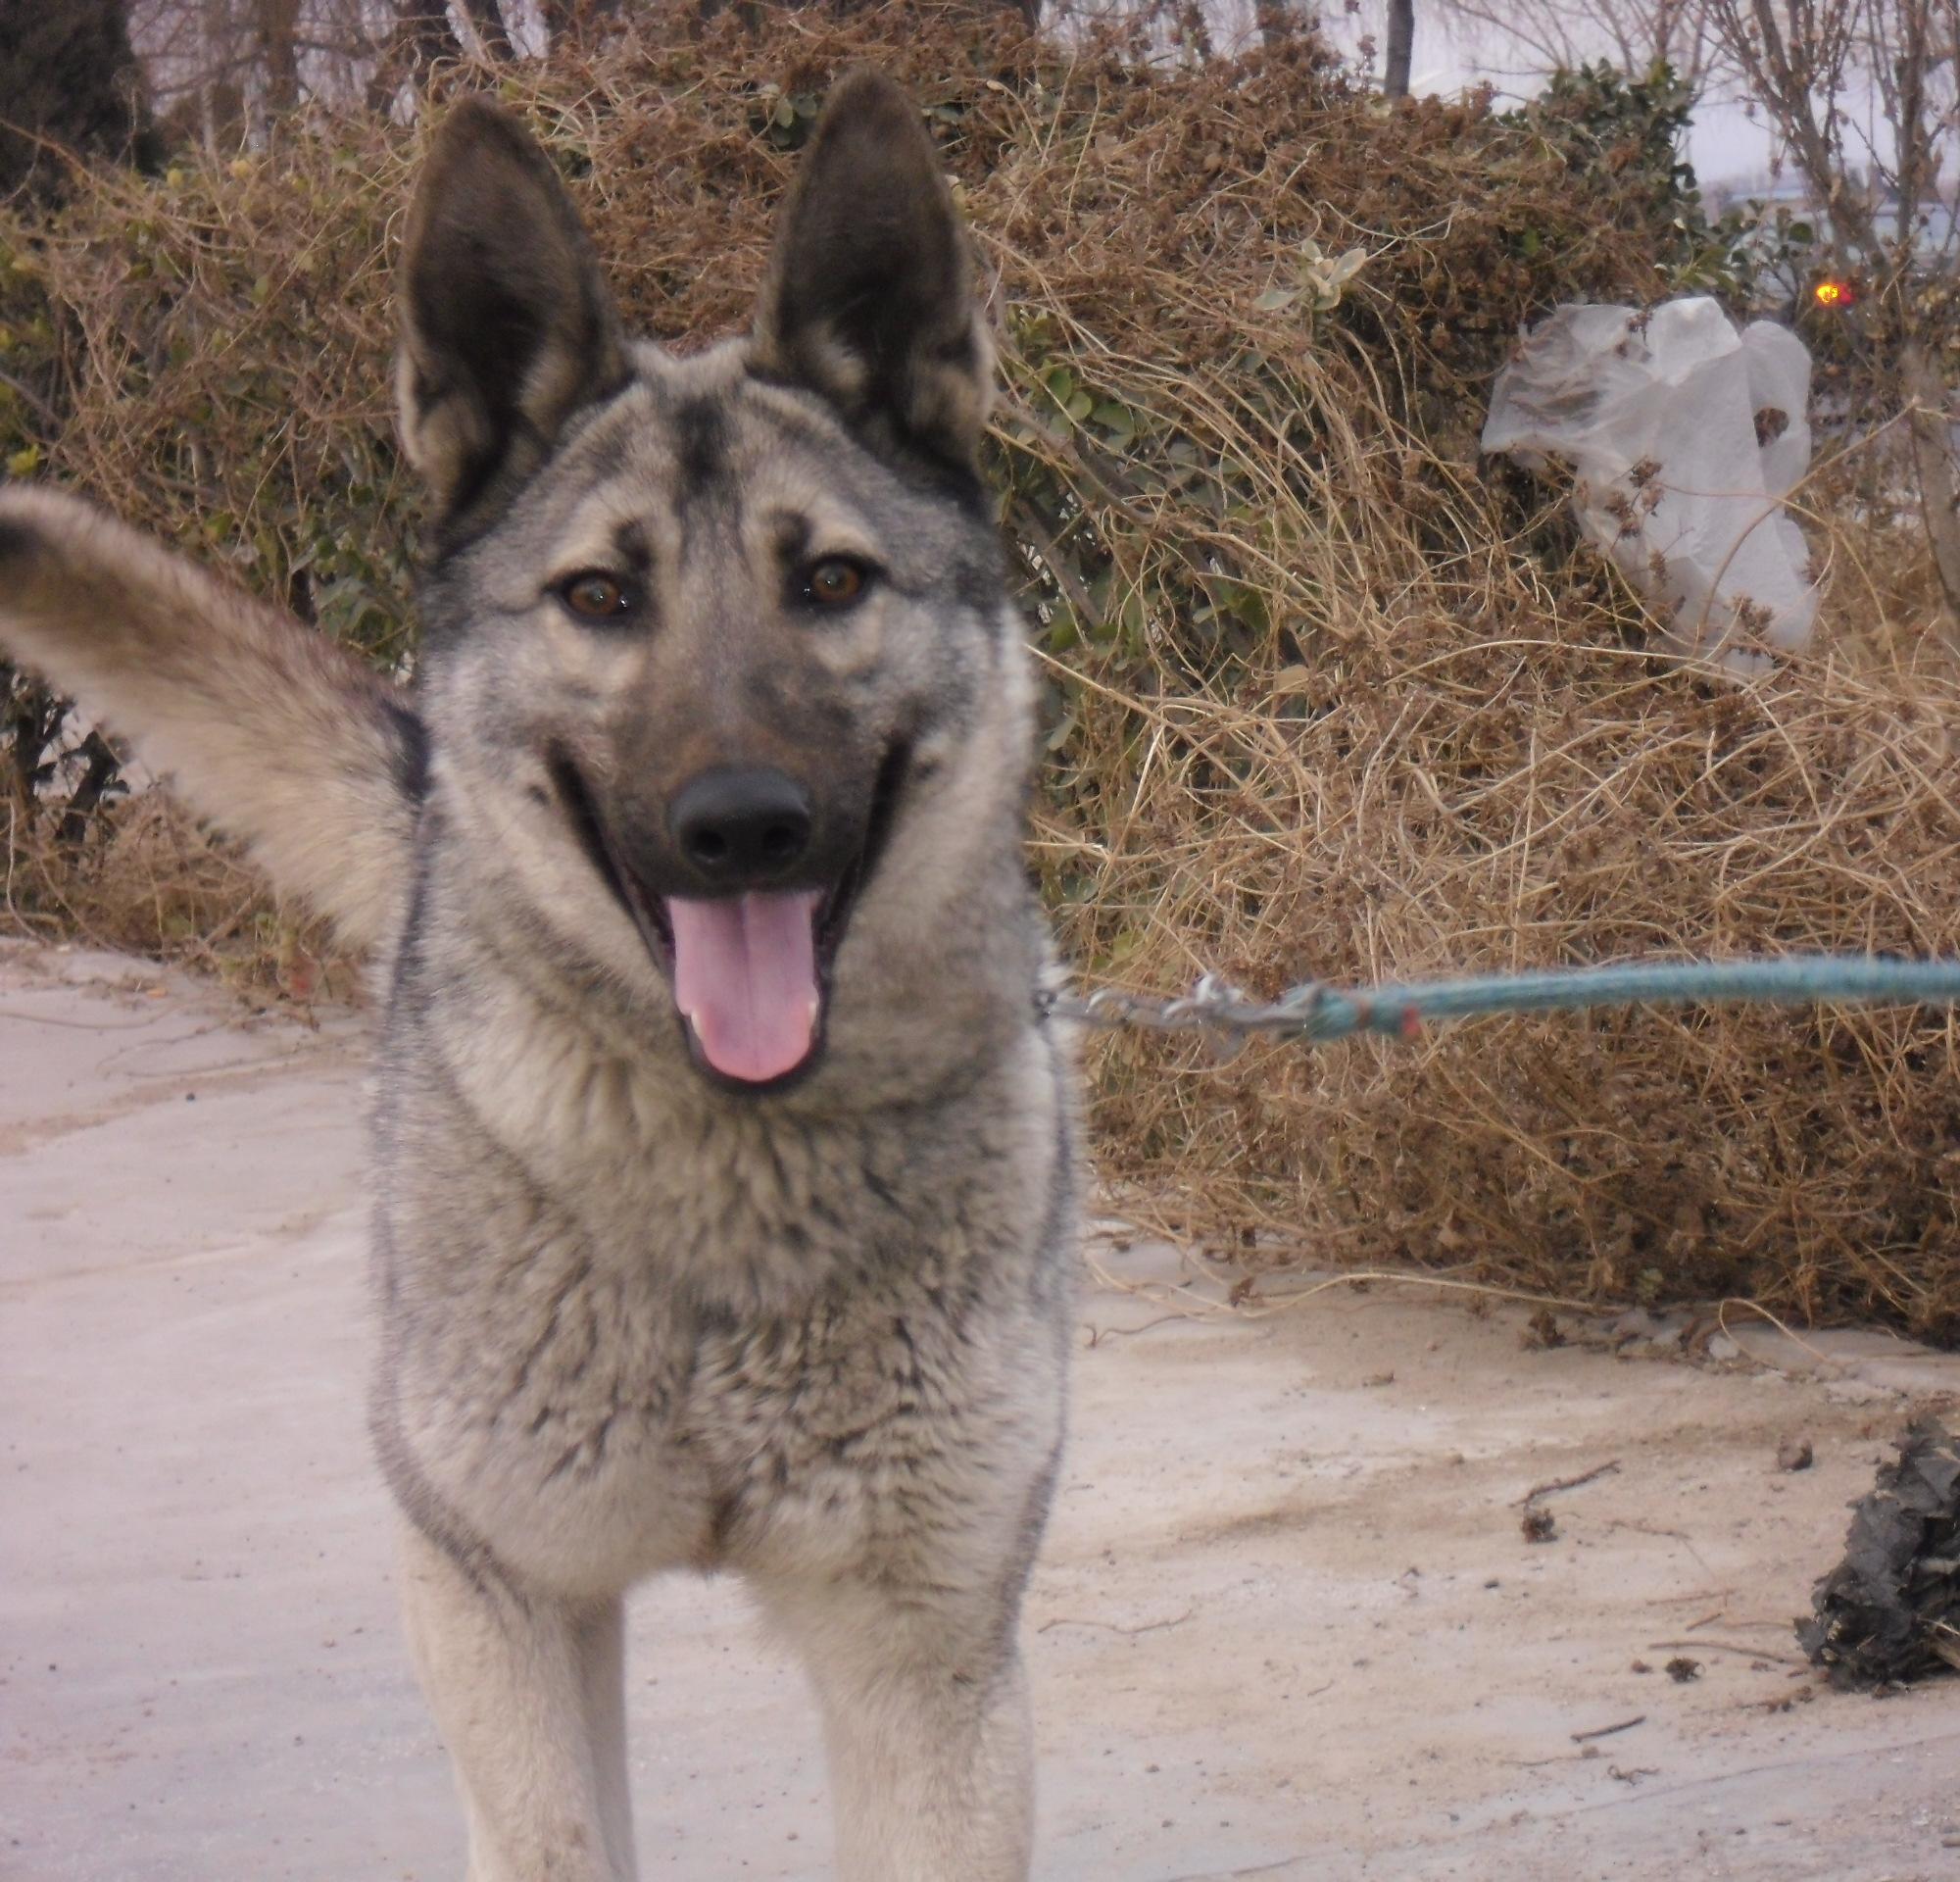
[0,486,421,952]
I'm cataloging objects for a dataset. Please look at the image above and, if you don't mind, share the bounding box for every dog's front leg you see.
[758,1566,1039,1882]
[397,1522,635,1882]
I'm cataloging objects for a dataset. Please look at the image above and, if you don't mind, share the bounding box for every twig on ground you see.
[1716,1299,1851,1376]
[1083,1313,1193,1347]
[1521,1460,1622,1509]
[1571,1714,1645,1744]
[1038,1608,1196,1638]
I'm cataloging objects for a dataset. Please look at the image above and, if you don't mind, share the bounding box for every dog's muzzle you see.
[549,744,910,1093]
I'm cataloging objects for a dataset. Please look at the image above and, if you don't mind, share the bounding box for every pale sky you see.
[1405,13,1780,188]
[1278,3,1832,191]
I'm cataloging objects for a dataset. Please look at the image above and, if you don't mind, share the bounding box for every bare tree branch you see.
[1711,0,1960,637]
[1437,0,1733,96]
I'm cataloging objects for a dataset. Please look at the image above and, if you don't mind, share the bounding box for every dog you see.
[0,71,1078,1881]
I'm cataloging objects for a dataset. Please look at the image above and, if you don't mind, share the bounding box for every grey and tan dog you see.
[0,72,1078,1881]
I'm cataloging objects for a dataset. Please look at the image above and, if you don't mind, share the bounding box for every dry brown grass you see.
[1059,593,1960,1341]
[5,8,1958,1335]
[3,795,348,1000]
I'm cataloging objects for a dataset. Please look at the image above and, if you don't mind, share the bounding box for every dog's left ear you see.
[396,97,628,525]
[751,71,992,478]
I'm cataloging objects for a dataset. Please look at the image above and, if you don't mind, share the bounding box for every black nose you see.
[668,767,813,883]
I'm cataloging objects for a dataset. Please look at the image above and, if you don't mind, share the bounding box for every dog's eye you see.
[557,572,633,621]
[803,558,871,609]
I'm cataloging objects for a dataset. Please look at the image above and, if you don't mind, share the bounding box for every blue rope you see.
[1296,956,1960,1042]
[1054,955,1960,1046]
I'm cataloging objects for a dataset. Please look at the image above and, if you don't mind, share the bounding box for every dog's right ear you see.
[751,71,991,481]
[396,98,627,525]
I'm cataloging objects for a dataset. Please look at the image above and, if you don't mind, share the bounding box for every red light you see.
[1813,277,1854,309]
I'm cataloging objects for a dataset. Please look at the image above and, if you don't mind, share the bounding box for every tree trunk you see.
[1901,339,1960,645]
[1384,0,1414,98]
[456,0,514,60]
[257,0,302,110]
[402,0,467,74]
[0,0,156,196]
[366,0,469,112]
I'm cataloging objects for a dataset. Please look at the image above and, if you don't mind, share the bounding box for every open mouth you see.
[547,743,908,1092]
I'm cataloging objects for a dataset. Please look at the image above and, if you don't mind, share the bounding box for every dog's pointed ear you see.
[395,97,628,522]
[751,71,992,478]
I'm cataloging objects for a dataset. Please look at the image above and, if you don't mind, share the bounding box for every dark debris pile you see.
[1797,1420,1960,1691]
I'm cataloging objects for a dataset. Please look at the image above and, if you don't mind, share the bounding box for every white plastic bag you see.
[1483,298,1818,668]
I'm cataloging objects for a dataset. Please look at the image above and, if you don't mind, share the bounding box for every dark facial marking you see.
[672,398,732,513]
[610,517,653,574]
[0,514,37,569]
[770,510,813,567]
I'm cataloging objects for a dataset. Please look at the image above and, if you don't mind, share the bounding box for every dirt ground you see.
[5,941,1959,1882]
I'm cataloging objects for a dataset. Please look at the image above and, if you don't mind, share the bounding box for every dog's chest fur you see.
[370,952,1071,1601]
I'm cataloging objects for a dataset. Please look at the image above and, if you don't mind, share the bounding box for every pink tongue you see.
[665,891,823,1084]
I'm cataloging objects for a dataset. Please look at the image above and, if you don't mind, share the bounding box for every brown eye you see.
[805,558,868,608]
[559,572,632,621]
